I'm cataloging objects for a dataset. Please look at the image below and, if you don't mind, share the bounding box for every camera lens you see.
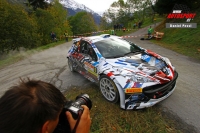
[53,94,92,133]
[75,94,92,110]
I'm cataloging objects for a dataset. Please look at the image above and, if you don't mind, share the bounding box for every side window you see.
[79,41,97,61]
[88,44,97,61]
[80,41,88,54]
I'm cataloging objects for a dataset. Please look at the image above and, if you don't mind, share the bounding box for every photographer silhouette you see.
[0,79,91,133]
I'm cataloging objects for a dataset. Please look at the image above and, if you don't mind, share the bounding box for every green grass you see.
[33,40,66,51]
[64,86,182,133]
[152,9,200,60]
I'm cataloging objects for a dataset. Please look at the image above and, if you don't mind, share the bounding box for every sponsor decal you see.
[94,67,97,73]
[88,69,98,77]
[125,88,142,94]
[107,72,114,77]
[84,62,94,69]
[84,62,97,76]
[115,61,127,65]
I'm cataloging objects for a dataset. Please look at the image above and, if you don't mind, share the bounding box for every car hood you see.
[99,51,175,85]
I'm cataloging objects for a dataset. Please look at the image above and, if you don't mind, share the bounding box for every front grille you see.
[143,71,178,99]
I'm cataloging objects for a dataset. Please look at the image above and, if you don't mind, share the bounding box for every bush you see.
[0,0,38,53]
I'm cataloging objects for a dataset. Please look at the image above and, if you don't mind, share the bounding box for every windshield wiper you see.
[124,51,141,56]
[106,55,123,58]
[124,52,133,56]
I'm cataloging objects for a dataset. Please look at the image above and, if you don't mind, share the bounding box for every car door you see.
[84,43,99,82]
[76,40,98,82]
[74,40,88,73]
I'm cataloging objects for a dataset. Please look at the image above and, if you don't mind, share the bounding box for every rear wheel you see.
[99,75,119,103]
[68,58,75,72]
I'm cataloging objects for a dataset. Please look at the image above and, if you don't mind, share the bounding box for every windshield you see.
[94,38,141,58]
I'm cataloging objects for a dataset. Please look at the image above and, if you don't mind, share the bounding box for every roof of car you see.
[82,34,121,43]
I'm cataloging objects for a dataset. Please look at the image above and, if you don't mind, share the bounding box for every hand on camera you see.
[66,105,91,133]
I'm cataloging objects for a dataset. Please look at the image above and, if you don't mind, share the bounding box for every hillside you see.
[7,0,101,25]
[154,8,200,60]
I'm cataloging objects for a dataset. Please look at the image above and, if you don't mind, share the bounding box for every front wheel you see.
[68,58,75,72]
[99,75,119,103]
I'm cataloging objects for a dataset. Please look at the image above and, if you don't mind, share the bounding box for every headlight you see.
[162,57,172,66]
[162,57,175,71]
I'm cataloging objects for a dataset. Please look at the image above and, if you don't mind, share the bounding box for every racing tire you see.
[99,75,119,103]
[68,58,75,72]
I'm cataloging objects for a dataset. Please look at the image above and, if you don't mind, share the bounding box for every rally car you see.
[67,34,178,110]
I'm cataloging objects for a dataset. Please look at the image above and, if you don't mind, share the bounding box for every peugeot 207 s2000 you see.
[67,34,178,110]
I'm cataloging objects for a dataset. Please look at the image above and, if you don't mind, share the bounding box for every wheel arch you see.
[113,78,125,109]
[99,73,125,109]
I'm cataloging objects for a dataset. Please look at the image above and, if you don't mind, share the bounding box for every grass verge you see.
[151,38,200,61]
[64,86,182,133]
[152,10,200,60]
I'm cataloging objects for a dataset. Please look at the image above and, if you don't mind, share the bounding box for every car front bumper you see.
[124,84,176,110]
[123,71,178,110]
[136,84,176,109]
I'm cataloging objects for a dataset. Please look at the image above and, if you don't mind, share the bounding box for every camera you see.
[53,94,92,133]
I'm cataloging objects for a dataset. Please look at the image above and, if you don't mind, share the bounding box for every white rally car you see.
[67,34,178,110]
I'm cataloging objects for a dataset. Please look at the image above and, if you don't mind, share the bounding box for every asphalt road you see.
[0,25,200,132]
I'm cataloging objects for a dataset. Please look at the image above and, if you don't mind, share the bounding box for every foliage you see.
[68,12,97,36]
[99,16,109,30]
[0,0,71,54]
[47,1,72,37]
[26,0,49,10]
[34,1,71,45]
[102,0,155,29]
[0,0,38,53]
[127,0,154,21]
[103,0,128,27]
[34,8,55,45]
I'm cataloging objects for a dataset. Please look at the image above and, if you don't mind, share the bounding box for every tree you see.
[126,0,154,22]
[99,16,109,30]
[47,0,71,39]
[0,0,71,53]
[34,8,55,45]
[103,0,129,28]
[0,0,38,53]
[68,12,97,36]
[26,0,49,10]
